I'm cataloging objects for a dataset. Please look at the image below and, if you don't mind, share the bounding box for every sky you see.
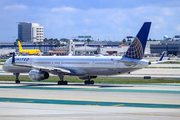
[0,0,180,42]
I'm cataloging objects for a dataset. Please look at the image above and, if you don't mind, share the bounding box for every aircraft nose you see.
[2,62,9,72]
[2,64,5,71]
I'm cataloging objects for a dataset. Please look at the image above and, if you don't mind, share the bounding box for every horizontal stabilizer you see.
[117,60,138,66]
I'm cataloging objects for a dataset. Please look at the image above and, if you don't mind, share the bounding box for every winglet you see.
[159,52,165,61]
[12,52,15,64]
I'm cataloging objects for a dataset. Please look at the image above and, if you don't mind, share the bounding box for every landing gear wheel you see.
[64,81,67,85]
[15,80,20,84]
[84,80,94,85]
[84,81,88,84]
[57,73,67,85]
[58,81,62,85]
[90,80,94,85]
[58,81,68,85]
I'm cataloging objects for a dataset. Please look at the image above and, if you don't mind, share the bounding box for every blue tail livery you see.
[124,22,151,59]
[159,51,165,61]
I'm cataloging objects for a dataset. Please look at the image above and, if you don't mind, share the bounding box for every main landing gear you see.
[14,73,20,84]
[57,73,68,85]
[84,80,94,85]
[84,76,94,85]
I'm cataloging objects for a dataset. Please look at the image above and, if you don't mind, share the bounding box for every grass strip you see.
[0,60,6,62]
[146,67,180,69]
[159,61,180,64]
[0,76,180,84]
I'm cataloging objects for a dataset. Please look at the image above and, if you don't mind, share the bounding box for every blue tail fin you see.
[124,22,151,59]
[12,52,15,64]
[159,51,165,61]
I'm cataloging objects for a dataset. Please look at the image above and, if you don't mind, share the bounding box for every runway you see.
[0,81,180,119]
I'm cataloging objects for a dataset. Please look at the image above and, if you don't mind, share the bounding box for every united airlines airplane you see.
[3,22,166,85]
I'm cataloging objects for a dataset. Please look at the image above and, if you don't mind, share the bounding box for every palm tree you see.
[56,40,60,47]
[14,42,17,51]
[39,42,42,51]
[16,39,19,42]
[48,38,54,51]
[87,38,91,45]
[38,42,42,50]
[43,38,48,52]
[49,41,53,50]
[122,38,126,43]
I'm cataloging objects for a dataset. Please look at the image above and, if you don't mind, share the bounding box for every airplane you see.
[151,51,176,64]
[18,41,41,55]
[3,22,175,85]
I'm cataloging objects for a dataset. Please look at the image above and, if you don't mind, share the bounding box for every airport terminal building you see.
[150,40,180,56]
[18,22,44,42]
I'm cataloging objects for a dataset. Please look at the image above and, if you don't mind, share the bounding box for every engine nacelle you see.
[29,70,49,81]
[78,76,97,80]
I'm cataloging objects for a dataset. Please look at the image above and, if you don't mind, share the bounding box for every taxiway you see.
[0,81,180,120]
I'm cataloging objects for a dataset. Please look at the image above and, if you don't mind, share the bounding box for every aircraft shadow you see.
[0,82,134,88]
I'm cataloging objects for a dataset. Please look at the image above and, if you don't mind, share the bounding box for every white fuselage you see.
[3,56,149,76]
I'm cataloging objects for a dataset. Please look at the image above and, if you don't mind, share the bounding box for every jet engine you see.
[29,69,49,81]
[78,76,97,80]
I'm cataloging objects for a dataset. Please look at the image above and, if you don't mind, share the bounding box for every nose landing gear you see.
[14,73,20,84]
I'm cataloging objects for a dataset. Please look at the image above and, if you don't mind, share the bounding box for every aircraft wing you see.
[12,63,71,74]
[32,66,71,73]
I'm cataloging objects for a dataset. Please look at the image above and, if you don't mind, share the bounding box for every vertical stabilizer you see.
[159,51,165,61]
[18,41,23,52]
[124,22,151,59]
[12,52,15,64]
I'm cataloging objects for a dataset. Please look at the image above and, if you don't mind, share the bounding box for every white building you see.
[97,45,128,55]
[66,40,75,55]
[75,45,97,55]
[97,45,151,55]
[18,22,44,42]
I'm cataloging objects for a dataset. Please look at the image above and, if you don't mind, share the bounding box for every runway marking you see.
[0,86,180,94]
[131,113,180,117]
[0,97,179,109]
[112,104,124,107]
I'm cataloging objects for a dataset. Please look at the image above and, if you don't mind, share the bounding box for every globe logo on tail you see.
[124,37,143,59]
